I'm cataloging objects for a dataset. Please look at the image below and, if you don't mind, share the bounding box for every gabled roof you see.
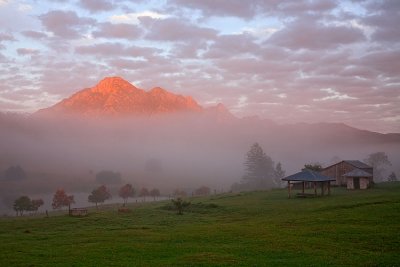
[282,170,336,182]
[323,160,372,170]
[343,169,373,177]
[343,160,372,169]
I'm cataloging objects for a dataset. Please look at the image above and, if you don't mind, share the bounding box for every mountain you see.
[36,77,207,116]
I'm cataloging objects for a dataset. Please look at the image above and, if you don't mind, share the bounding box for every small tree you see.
[52,189,75,214]
[364,152,392,182]
[30,199,44,214]
[171,197,191,215]
[149,188,160,201]
[173,189,187,197]
[4,165,26,180]
[119,184,135,206]
[139,187,149,201]
[302,163,323,172]
[13,196,31,216]
[273,162,286,187]
[88,185,111,209]
[194,186,211,196]
[388,172,397,182]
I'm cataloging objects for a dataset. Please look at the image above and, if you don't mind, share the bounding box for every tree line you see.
[12,184,162,216]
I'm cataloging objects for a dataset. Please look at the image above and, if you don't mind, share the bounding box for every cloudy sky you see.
[0,0,399,133]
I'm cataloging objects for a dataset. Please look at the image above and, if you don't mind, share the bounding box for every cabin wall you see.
[360,177,369,189]
[346,177,354,189]
[346,177,369,190]
[321,162,356,186]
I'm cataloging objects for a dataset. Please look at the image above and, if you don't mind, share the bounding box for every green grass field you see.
[1,183,400,266]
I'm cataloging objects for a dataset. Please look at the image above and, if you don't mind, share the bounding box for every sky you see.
[0,0,399,133]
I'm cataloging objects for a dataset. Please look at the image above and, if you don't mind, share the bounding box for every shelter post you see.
[314,182,317,196]
[321,182,325,196]
[288,181,291,199]
[328,182,331,195]
[302,182,305,194]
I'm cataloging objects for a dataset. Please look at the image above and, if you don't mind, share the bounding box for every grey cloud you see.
[75,42,125,56]
[363,12,400,43]
[268,18,366,50]
[169,0,263,18]
[276,0,337,16]
[39,10,95,39]
[142,17,218,42]
[0,32,15,42]
[21,30,48,39]
[171,41,208,58]
[79,0,115,13]
[16,48,40,56]
[203,33,260,59]
[92,22,142,39]
[108,58,147,70]
[75,42,161,58]
[360,50,400,77]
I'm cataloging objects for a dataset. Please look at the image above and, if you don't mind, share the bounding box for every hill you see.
[0,183,399,266]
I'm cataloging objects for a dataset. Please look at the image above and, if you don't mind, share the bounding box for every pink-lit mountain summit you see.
[36,76,224,116]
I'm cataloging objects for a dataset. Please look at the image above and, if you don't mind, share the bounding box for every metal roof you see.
[282,170,336,182]
[322,160,372,170]
[343,168,373,177]
[343,160,372,169]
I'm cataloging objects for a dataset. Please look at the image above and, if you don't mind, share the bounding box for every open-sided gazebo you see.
[282,170,336,198]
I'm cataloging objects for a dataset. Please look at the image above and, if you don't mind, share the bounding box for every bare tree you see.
[388,172,397,182]
[364,152,391,182]
[149,188,160,201]
[139,187,149,201]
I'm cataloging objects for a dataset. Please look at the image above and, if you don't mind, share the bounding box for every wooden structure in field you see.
[282,170,335,198]
[70,208,88,217]
[321,160,373,189]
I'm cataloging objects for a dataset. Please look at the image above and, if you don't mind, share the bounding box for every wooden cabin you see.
[321,160,373,189]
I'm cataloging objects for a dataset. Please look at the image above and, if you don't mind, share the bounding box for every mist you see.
[1,112,399,214]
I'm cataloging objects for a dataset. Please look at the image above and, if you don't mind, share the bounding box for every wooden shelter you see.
[282,170,336,198]
[321,160,373,186]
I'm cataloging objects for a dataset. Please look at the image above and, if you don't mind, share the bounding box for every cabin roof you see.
[343,160,372,169]
[323,160,372,170]
[343,168,373,177]
[282,170,336,182]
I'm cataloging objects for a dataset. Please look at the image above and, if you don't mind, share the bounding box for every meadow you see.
[1,183,399,266]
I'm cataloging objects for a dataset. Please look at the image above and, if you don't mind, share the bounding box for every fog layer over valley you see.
[1,112,399,214]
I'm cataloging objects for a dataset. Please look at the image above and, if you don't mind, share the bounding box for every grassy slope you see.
[0,183,399,266]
